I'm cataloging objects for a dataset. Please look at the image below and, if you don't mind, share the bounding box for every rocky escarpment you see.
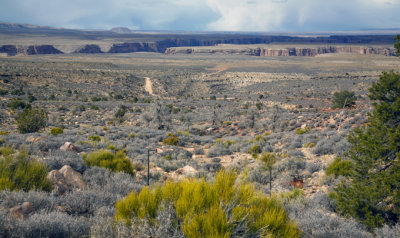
[108,42,159,53]
[165,45,396,57]
[0,35,397,56]
[74,44,103,53]
[260,46,396,56]
[0,45,63,56]
[105,35,398,54]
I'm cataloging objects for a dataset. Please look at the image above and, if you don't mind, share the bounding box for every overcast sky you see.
[1,0,400,32]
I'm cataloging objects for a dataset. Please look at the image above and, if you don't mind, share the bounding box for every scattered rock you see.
[26,136,46,143]
[47,170,69,195]
[9,202,35,220]
[47,165,86,195]
[170,165,198,180]
[59,165,86,190]
[60,142,79,152]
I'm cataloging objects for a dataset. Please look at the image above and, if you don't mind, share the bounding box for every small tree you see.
[331,90,356,109]
[395,35,400,56]
[16,107,48,133]
[259,152,276,196]
[114,106,127,122]
[330,71,400,229]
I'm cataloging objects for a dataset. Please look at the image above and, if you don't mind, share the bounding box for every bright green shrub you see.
[115,170,300,238]
[162,133,179,146]
[16,107,48,133]
[0,147,51,191]
[83,149,134,175]
[326,157,354,177]
[50,127,63,136]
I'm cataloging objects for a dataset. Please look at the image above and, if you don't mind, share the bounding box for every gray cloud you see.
[0,0,399,31]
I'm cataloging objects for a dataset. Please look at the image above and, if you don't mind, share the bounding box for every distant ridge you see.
[110,27,135,34]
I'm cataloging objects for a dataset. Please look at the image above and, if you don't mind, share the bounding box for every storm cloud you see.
[1,0,399,31]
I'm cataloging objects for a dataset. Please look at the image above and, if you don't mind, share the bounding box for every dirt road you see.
[144,77,154,95]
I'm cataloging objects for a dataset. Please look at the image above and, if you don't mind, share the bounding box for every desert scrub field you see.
[0,51,400,237]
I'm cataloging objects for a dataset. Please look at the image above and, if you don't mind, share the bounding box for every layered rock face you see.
[0,45,63,56]
[108,42,158,53]
[74,44,103,53]
[165,45,396,57]
[0,37,396,56]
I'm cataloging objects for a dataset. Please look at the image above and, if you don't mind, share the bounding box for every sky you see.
[1,0,400,32]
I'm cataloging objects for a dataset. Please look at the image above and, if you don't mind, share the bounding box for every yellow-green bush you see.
[50,127,63,136]
[83,149,134,175]
[0,146,51,191]
[248,144,261,158]
[88,135,101,142]
[162,133,179,146]
[295,126,311,135]
[115,170,300,238]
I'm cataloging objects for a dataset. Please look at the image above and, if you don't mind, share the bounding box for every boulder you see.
[60,142,79,152]
[47,170,68,195]
[9,202,35,220]
[47,166,86,195]
[170,165,198,180]
[59,165,86,191]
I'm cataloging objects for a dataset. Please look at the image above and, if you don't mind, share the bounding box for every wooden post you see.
[269,168,272,197]
[147,149,150,186]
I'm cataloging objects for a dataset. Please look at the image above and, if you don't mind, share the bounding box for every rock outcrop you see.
[0,45,63,56]
[0,45,18,56]
[169,165,197,180]
[108,42,158,53]
[60,142,79,152]
[47,165,86,195]
[9,202,35,220]
[59,165,86,190]
[74,44,103,54]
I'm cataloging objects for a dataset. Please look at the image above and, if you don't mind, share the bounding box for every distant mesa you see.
[110,27,135,34]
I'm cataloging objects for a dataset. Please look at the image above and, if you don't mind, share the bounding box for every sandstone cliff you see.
[165,45,396,57]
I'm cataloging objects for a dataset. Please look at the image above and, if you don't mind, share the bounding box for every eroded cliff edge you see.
[0,35,397,56]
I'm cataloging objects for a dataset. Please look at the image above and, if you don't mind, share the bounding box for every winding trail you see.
[144,77,154,96]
